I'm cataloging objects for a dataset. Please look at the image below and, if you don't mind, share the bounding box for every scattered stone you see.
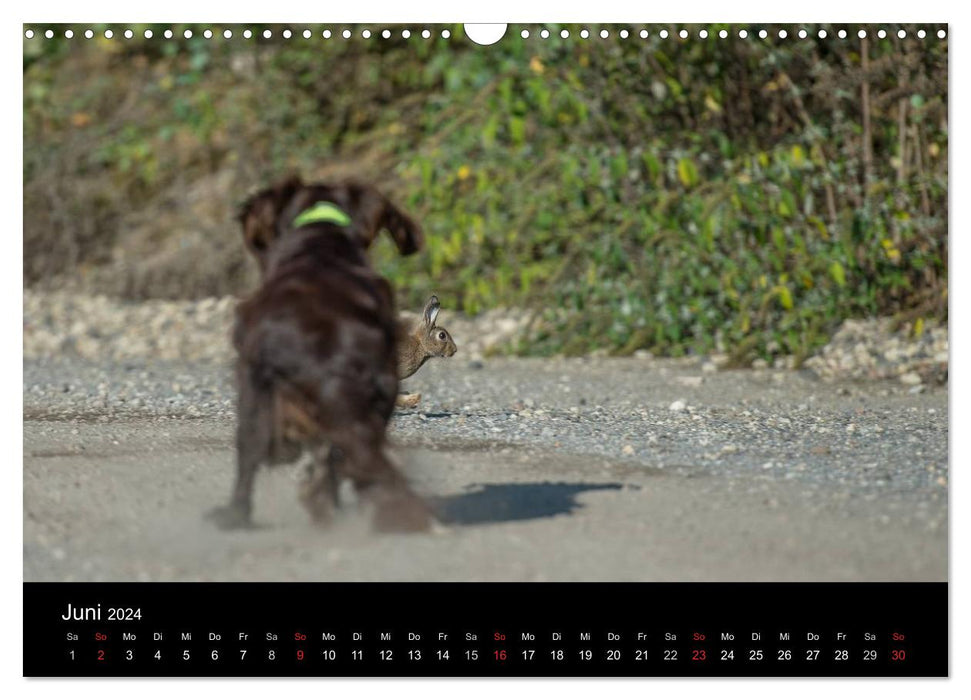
[804,317,947,384]
[24,290,532,364]
[900,372,922,386]
[668,399,687,412]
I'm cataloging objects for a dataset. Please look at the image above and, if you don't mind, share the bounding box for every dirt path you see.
[23,357,947,582]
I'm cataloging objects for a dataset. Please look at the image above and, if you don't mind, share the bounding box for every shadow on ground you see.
[430,481,628,526]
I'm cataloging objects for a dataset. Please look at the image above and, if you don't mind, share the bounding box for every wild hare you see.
[395,295,458,409]
[206,175,434,533]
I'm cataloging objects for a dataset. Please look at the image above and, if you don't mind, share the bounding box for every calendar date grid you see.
[62,625,913,671]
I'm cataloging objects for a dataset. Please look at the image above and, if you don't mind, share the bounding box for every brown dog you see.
[206,176,433,532]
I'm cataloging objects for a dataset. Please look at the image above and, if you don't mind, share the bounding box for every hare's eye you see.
[438,331,447,341]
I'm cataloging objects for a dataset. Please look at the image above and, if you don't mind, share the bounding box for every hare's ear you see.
[350,184,424,255]
[422,295,441,328]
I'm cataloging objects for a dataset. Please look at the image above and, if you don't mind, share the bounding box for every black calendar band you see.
[24,582,947,677]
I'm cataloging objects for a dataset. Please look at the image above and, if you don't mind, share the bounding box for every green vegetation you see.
[23,24,947,362]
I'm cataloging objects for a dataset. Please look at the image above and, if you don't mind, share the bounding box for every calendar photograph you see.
[23,23,948,587]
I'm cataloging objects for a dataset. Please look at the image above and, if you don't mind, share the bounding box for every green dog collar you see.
[292,201,352,229]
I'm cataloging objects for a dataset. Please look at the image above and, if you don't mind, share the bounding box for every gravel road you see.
[24,354,947,582]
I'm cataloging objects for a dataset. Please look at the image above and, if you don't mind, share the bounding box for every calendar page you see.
[22,20,948,677]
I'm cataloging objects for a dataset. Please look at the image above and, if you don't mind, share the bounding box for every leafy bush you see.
[23,23,947,361]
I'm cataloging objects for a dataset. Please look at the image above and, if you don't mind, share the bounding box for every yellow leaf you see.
[913,317,925,337]
[829,261,846,287]
[529,56,545,75]
[677,158,698,187]
[791,145,805,166]
[457,165,471,181]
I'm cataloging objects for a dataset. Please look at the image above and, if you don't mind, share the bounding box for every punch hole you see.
[938,29,946,38]
[679,29,688,39]
[362,29,371,39]
[243,29,252,39]
[738,29,747,39]
[917,29,926,39]
[144,29,153,39]
[599,29,608,39]
[541,29,550,39]
[303,29,311,39]
[382,29,391,39]
[580,29,589,39]
[125,29,134,39]
[464,24,506,46]
[164,29,173,39]
[283,29,292,39]
[778,29,787,39]
[104,29,113,39]
[897,29,906,39]
[263,30,272,39]
[837,29,847,39]
[441,29,451,39]
[798,29,807,39]
[422,29,431,39]
[878,29,886,39]
[639,29,648,39]
[401,29,411,39]
[223,30,232,39]
[24,29,33,39]
[758,29,767,39]
[521,29,529,39]
[659,29,668,39]
[84,29,94,39]
[620,29,629,39]
[342,29,352,39]
[818,29,827,38]
[65,29,74,38]
[323,30,332,39]
[203,29,213,39]
[560,29,570,39]
[184,29,193,39]
[718,29,727,39]
[699,29,708,39]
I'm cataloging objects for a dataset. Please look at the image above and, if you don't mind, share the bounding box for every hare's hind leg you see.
[395,392,422,409]
[299,444,341,524]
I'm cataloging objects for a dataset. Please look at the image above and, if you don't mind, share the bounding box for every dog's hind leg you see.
[207,371,273,529]
[299,445,341,524]
[334,425,433,533]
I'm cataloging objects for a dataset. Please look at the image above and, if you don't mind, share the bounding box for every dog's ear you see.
[350,184,424,256]
[379,196,424,256]
[237,175,303,270]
